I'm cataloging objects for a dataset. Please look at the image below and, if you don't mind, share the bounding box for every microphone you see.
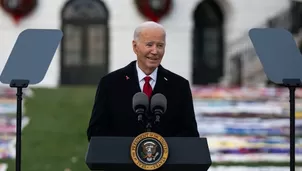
[132,92,149,125]
[150,93,167,125]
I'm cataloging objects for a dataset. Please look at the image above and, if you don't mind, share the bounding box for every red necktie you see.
[143,76,152,98]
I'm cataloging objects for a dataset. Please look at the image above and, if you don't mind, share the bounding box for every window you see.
[60,0,109,85]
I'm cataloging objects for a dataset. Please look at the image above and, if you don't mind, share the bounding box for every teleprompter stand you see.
[283,79,300,171]
[0,29,63,171]
[249,28,302,171]
[10,79,29,171]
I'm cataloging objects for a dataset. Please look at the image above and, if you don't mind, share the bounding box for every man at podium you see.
[87,21,199,141]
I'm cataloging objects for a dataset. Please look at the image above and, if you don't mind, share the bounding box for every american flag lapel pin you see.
[126,75,130,80]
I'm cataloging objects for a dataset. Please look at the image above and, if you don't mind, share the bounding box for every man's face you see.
[132,27,166,72]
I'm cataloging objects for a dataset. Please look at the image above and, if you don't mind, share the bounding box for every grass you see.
[0,86,300,170]
[2,86,97,171]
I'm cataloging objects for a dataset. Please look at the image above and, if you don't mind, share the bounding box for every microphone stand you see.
[146,122,152,132]
[145,111,153,132]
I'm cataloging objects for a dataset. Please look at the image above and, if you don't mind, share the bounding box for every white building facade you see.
[0,0,295,87]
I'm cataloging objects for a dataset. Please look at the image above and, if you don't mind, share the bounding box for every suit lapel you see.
[123,61,141,95]
[152,65,168,95]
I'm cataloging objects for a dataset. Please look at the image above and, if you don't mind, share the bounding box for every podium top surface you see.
[0,29,63,85]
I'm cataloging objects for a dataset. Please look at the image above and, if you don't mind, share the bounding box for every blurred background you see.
[0,0,302,170]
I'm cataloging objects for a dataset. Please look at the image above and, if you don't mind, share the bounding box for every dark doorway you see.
[192,0,224,85]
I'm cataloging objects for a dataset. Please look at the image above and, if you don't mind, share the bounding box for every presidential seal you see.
[130,132,169,170]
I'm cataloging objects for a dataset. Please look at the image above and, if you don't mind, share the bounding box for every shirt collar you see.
[136,61,158,82]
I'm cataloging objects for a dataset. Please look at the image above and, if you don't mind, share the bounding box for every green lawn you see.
[2,86,97,171]
[0,87,300,171]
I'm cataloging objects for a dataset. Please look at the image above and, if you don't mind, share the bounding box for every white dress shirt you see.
[136,61,158,91]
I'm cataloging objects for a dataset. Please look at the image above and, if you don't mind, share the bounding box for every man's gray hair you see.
[133,21,166,41]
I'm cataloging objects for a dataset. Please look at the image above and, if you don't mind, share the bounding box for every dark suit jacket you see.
[87,60,199,141]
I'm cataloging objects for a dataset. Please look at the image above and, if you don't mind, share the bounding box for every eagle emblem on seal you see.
[142,141,159,162]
